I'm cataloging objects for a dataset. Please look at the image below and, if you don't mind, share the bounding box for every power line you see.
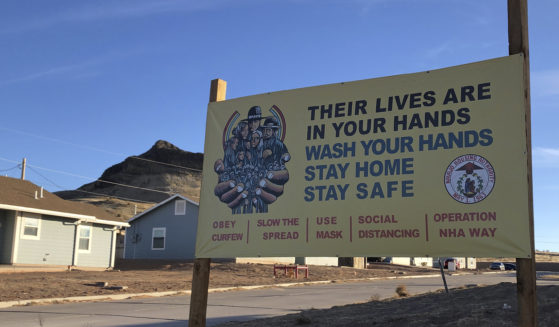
[27,166,158,204]
[0,127,202,172]
[65,189,156,204]
[0,164,19,172]
[0,156,181,196]
[3,156,185,196]
[0,127,124,156]
[29,163,179,203]
[26,163,102,180]
[2,155,190,204]
[27,166,65,190]
[94,179,173,195]
[0,157,21,165]
[26,163,175,195]
[0,158,24,179]
[130,156,202,172]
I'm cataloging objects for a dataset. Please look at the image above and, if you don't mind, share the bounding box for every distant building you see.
[433,257,477,269]
[124,194,198,260]
[391,257,433,267]
[0,176,128,268]
[389,256,477,269]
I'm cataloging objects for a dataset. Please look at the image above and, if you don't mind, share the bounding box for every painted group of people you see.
[217,106,290,214]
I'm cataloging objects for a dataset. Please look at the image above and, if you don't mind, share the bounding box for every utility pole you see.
[188,78,227,327]
[508,1,537,326]
[20,158,26,180]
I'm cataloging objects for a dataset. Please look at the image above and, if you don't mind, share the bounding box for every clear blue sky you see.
[1,1,557,251]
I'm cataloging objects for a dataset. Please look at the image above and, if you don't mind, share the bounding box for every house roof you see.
[0,176,128,227]
[128,194,198,223]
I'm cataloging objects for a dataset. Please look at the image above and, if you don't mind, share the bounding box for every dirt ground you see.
[2,260,559,326]
[0,262,438,302]
[217,283,559,327]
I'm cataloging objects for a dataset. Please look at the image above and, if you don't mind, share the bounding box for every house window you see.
[175,200,186,215]
[78,225,92,252]
[152,227,166,250]
[21,214,41,239]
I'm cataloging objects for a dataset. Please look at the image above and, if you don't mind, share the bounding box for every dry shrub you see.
[396,285,408,297]
[369,294,380,301]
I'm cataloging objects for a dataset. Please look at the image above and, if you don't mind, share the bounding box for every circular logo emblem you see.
[444,154,495,204]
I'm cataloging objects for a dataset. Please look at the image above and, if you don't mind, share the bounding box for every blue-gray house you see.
[124,194,198,260]
[0,176,128,268]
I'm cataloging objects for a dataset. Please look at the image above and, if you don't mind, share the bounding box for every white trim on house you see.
[128,194,198,223]
[11,211,21,264]
[151,227,166,250]
[175,199,186,215]
[73,223,80,266]
[0,204,95,221]
[0,204,129,228]
[110,228,118,268]
[94,219,129,227]
[78,224,92,253]
[123,227,128,259]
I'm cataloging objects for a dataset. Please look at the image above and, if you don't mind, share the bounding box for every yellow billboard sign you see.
[196,54,530,258]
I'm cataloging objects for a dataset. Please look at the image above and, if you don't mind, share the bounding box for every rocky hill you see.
[56,140,203,221]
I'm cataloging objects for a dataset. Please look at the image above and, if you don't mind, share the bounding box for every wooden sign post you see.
[508,0,537,326]
[188,79,227,327]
